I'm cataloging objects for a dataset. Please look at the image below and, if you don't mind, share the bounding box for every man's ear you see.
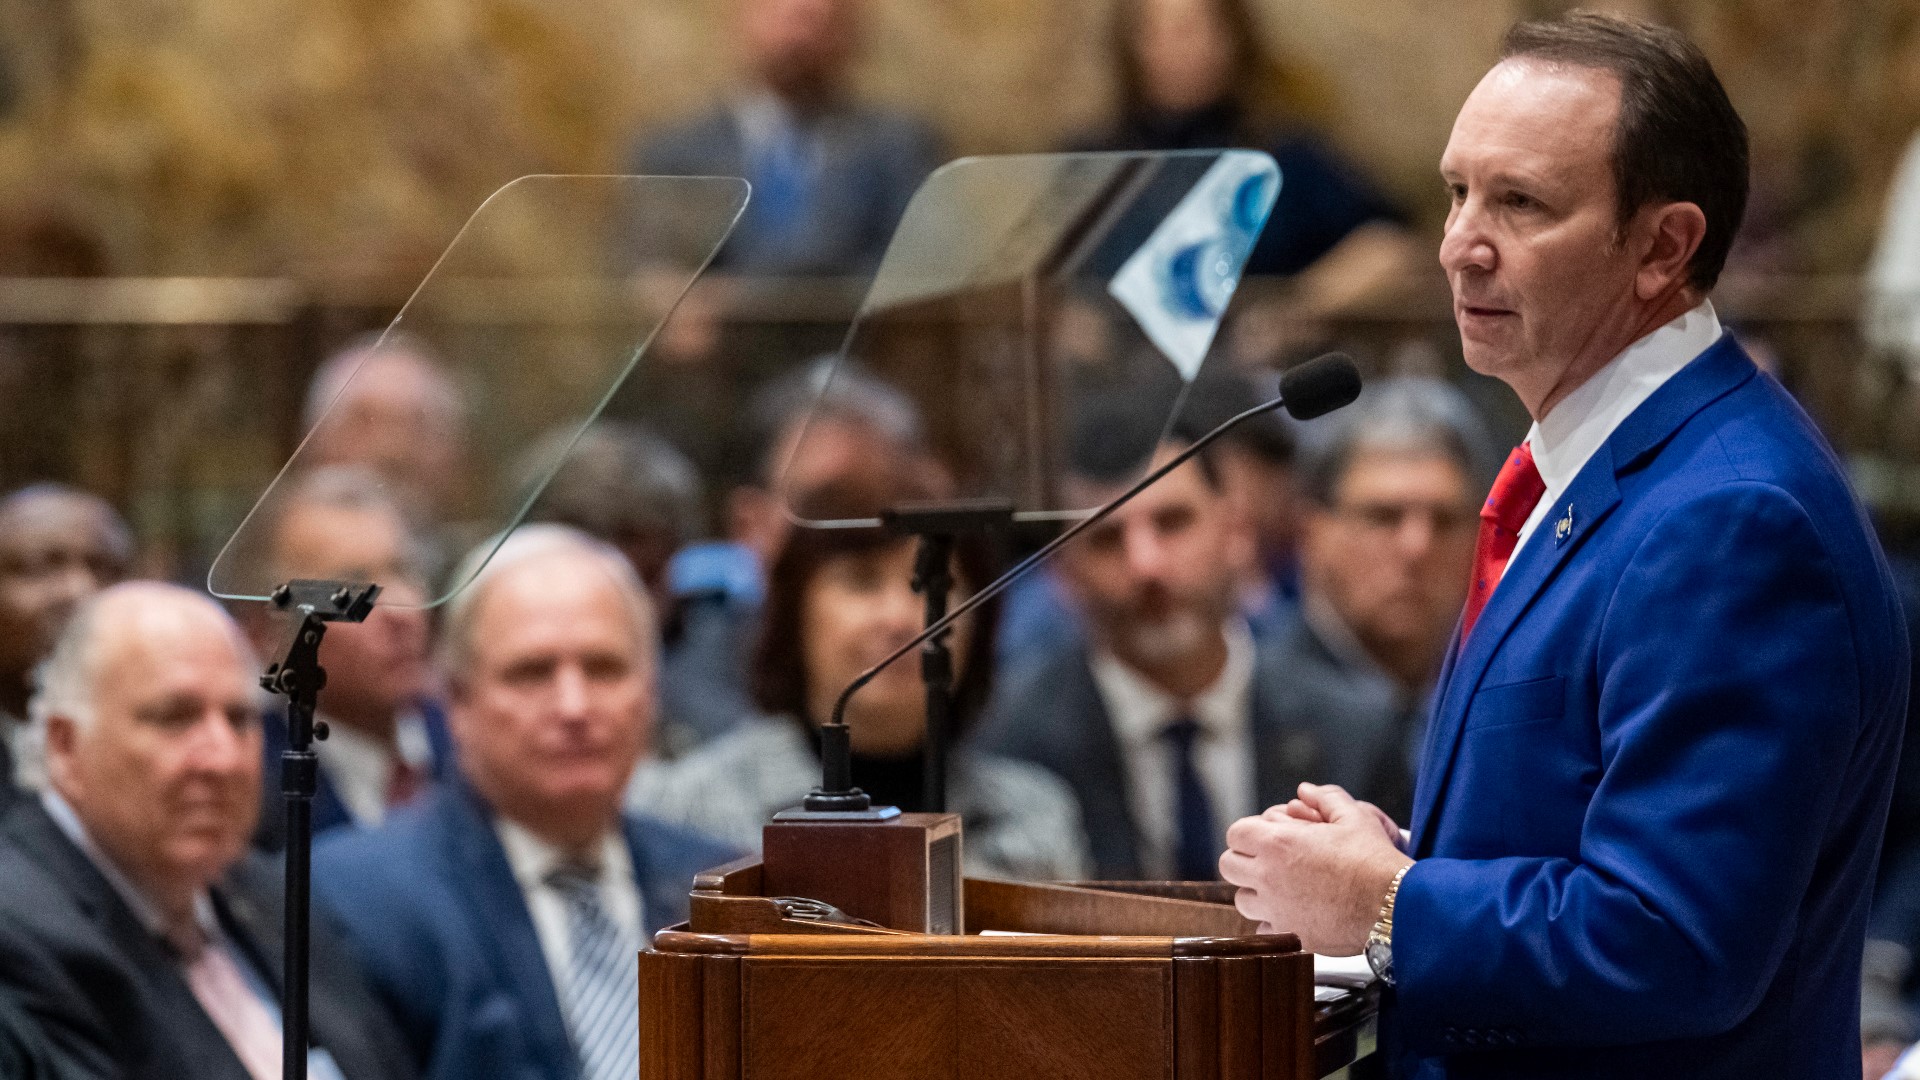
[1635,201,1708,301]
[42,714,79,793]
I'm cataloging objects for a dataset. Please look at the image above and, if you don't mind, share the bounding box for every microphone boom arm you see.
[828,392,1290,730]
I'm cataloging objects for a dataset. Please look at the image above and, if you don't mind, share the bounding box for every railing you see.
[0,272,1910,583]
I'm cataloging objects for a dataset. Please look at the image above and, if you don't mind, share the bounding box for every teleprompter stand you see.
[878,498,1013,814]
[257,579,380,1080]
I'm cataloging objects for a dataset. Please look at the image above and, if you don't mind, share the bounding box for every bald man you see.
[0,582,412,1080]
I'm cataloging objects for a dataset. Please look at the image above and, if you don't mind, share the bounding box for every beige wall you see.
[0,0,1910,278]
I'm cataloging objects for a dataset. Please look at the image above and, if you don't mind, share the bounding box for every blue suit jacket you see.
[311,780,738,1080]
[255,699,459,850]
[1391,336,1910,1078]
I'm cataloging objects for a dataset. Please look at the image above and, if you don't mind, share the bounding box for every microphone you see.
[802,351,1362,811]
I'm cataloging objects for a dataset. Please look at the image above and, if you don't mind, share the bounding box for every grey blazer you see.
[979,612,1414,879]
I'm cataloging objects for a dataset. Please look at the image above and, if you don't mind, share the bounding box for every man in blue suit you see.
[314,526,736,1080]
[245,467,459,850]
[1220,13,1909,1079]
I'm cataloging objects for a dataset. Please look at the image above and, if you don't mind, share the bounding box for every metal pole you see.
[912,533,956,813]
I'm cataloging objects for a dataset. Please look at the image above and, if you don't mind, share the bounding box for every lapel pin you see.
[1554,506,1575,545]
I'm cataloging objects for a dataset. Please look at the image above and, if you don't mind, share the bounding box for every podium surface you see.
[641,857,1380,1079]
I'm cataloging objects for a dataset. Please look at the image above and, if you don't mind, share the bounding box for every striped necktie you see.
[545,864,639,1080]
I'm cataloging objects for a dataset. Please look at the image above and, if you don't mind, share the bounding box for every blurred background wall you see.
[0,0,1915,578]
[0,0,1912,279]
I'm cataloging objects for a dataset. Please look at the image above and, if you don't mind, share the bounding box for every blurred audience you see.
[0,582,411,1080]
[520,421,707,612]
[983,395,1356,879]
[632,477,1091,881]
[0,484,132,803]
[248,467,454,849]
[1179,366,1303,628]
[1865,551,1920,1073]
[1868,130,1920,384]
[300,334,467,531]
[631,0,941,277]
[994,364,1299,671]
[313,527,735,1080]
[658,359,932,751]
[1281,377,1495,823]
[1074,0,1419,331]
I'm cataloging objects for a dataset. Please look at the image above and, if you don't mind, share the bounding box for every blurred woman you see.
[1075,0,1415,300]
[629,480,1091,881]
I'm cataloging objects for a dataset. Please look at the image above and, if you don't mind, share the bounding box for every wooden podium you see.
[641,817,1381,1080]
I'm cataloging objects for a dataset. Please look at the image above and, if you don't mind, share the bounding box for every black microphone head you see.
[1278,353,1362,420]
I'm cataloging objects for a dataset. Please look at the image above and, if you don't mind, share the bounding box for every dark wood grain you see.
[1069,881,1241,905]
[642,872,1375,1080]
[1263,953,1313,1080]
[761,813,964,933]
[688,893,909,937]
[967,877,1263,940]
[703,955,740,1080]
[1217,955,1264,1079]
[639,949,705,1080]
[692,856,764,895]
[1174,956,1221,1080]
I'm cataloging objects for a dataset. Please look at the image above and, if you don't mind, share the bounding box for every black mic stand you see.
[258,579,380,1080]
[805,352,1362,812]
[879,499,1015,814]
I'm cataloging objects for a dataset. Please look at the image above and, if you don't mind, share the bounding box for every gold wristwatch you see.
[1365,863,1412,986]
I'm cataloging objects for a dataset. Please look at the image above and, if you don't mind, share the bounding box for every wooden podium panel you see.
[640,859,1377,1080]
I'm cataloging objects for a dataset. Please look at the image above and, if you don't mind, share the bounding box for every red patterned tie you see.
[1461,442,1547,645]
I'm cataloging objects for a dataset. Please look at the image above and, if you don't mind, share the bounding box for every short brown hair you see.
[1501,11,1749,291]
[750,478,1001,736]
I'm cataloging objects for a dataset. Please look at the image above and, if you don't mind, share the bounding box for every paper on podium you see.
[1315,951,1378,990]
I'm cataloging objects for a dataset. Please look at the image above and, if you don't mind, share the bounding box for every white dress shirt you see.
[1087,620,1256,880]
[493,818,643,1000]
[1507,300,1726,572]
[313,708,435,826]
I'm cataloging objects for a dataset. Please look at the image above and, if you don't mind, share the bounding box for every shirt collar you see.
[1528,299,1723,495]
[1090,618,1255,750]
[493,814,630,895]
[40,788,217,943]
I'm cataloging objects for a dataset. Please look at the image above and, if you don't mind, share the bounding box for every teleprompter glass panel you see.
[209,174,749,607]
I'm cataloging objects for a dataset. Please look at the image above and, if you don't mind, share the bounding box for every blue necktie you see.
[749,119,814,251]
[1161,716,1219,880]
[546,864,639,1080]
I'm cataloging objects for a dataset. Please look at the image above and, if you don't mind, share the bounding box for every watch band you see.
[1366,862,1412,985]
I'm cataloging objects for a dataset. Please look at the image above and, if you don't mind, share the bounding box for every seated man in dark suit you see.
[1275,377,1498,823]
[0,483,132,806]
[629,0,940,277]
[981,396,1410,879]
[246,466,455,849]
[315,526,737,1080]
[0,581,412,1080]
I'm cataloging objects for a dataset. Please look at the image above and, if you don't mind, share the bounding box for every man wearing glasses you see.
[1279,377,1499,824]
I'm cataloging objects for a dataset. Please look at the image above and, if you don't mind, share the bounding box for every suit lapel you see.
[1408,335,1759,853]
[1065,647,1145,879]
[4,804,253,1080]
[445,782,577,1079]
[1408,462,1621,853]
[625,820,680,937]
